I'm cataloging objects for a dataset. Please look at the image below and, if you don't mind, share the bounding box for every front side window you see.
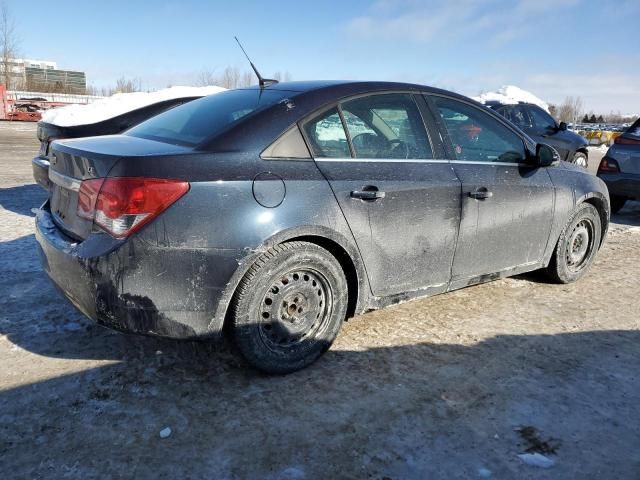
[527,105,557,132]
[432,96,526,163]
[341,93,432,159]
[302,108,350,158]
[126,89,294,146]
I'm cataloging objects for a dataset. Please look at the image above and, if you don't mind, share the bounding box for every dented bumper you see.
[35,204,242,339]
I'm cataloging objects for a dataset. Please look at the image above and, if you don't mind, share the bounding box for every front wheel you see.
[544,203,601,283]
[573,152,588,168]
[230,241,348,374]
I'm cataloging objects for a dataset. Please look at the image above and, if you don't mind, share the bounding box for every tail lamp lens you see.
[77,177,189,238]
[597,158,620,174]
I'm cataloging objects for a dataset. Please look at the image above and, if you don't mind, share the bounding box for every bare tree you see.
[194,66,278,89]
[195,69,218,87]
[114,76,141,93]
[240,70,254,87]
[557,96,584,124]
[0,2,20,89]
[272,71,292,82]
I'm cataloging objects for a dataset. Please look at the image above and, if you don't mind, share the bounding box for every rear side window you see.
[302,107,350,158]
[126,89,293,146]
[498,105,533,129]
[432,96,526,163]
[341,93,432,159]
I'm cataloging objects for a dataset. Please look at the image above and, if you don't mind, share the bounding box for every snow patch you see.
[41,85,226,127]
[473,85,549,112]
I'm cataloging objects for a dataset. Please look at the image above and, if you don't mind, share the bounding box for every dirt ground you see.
[1,121,639,479]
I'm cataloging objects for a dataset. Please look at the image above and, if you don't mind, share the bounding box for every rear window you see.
[126,89,293,146]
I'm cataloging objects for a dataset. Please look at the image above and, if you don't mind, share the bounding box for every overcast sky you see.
[8,0,640,114]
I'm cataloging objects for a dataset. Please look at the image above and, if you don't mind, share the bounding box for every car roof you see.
[235,80,473,102]
[485,100,539,108]
[204,80,538,153]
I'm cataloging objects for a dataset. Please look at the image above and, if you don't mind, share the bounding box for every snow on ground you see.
[41,85,226,127]
[473,85,549,112]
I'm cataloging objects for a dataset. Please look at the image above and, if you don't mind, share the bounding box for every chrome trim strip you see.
[49,169,81,192]
[33,157,50,168]
[315,158,450,164]
[449,160,525,167]
[313,158,529,167]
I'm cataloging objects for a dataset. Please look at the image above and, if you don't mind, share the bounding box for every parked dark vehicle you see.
[487,101,589,168]
[35,81,610,373]
[32,96,203,191]
[597,118,640,213]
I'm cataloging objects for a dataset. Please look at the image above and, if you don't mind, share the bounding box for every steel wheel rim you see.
[565,219,594,272]
[258,268,333,350]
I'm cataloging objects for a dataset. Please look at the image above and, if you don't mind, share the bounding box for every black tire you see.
[544,203,601,284]
[610,195,627,214]
[572,152,588,168]
[230,241,348,374]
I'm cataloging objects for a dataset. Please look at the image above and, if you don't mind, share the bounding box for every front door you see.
[428,95,555,287]
[302,93,462,297]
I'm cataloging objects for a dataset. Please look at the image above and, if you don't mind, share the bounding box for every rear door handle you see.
[468,188,493,200]
[351,189,385,200]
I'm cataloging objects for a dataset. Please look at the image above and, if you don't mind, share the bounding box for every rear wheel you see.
[573,152,588,168]
[230,241,348,374]
[544,203,601,283]
[610,195,627,214]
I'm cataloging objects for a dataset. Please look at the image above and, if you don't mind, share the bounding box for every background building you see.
[0,58,86,93]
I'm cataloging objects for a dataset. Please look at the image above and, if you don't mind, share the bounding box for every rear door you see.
[427,95,555,288]
[303,93,461,297]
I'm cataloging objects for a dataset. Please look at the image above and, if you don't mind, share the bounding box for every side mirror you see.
[558,121,568,131]
[536,143,560,166]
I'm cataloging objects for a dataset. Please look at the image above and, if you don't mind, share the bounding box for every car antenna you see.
[234,36,278,88]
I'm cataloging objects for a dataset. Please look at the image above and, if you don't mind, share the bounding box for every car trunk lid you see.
[48,135,191,240]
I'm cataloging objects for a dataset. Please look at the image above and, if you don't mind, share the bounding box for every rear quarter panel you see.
[120,152,370,330]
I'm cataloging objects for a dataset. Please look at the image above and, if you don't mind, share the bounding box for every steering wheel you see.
[388,139,410,159]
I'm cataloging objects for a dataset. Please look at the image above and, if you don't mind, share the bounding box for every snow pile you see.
[41,85,226,127]
[473,85,549,112]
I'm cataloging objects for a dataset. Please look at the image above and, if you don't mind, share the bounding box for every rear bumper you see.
[35,204,243,339]
[597,172,640,199]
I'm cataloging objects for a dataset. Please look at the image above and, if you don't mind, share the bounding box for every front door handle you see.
[468,188,493,200]
[351,188,385,201]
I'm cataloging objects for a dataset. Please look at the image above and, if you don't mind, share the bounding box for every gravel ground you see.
[1,121,639,479]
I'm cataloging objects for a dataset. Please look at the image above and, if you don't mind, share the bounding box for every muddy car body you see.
[35,81,610,373]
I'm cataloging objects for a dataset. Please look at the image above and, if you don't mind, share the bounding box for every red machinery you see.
[1,85,97,122]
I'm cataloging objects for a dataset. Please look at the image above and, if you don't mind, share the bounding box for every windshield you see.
[627,118,640,138]
[126,89,293,146]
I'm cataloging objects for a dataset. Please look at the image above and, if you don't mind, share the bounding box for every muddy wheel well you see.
[583,197,609,246]
[286,235,359,319]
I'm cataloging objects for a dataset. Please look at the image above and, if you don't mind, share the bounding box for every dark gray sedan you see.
[597,118,640,212]
[35,81,610,373]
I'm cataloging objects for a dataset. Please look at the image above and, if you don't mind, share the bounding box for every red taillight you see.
[77,178,105,220]
[77,177,189,238]
[614,136,640,145]
[597,158,620,174]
